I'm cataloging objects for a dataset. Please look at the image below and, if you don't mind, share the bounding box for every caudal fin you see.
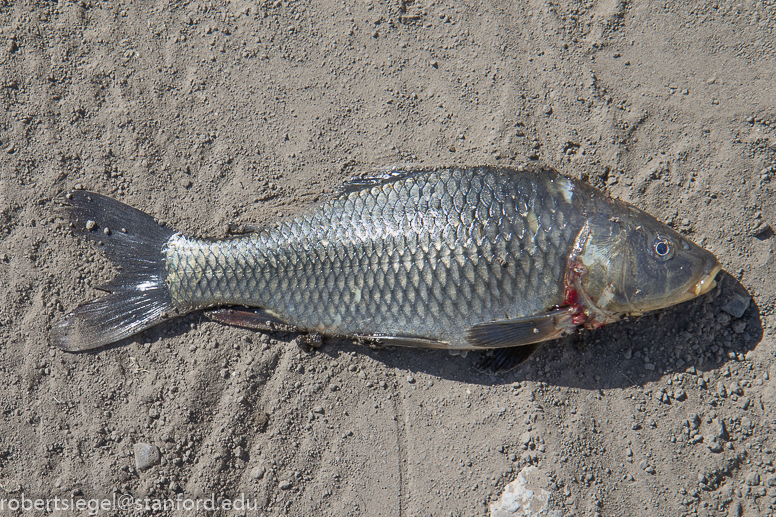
[54,191,177,351]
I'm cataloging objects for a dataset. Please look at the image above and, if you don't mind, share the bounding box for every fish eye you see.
[652,237,674,261]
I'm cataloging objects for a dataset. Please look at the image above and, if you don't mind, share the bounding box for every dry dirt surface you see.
[1,1,775,516]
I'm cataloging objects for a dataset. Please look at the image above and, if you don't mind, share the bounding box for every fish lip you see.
[690,261,722,297]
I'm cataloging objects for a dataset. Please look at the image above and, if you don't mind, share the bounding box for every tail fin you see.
[54,191,177,351]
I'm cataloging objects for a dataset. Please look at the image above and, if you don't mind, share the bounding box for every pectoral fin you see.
[465,307,577,348]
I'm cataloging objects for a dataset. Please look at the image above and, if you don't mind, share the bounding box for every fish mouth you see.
[689,261,722,297]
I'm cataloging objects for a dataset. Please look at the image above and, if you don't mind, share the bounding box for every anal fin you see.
[206,307,300,333]
[465,307,577,348]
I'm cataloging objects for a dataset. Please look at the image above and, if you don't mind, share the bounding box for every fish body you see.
[166,166,584,349]
[56,165,721,364]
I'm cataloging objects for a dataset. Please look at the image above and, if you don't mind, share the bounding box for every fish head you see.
[575,200,721,321]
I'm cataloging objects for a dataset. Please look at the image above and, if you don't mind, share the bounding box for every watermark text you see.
[0,493,261,514]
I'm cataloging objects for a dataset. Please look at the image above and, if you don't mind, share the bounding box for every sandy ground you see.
[1,0,775,516]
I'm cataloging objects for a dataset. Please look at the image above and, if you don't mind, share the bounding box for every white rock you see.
[134,443,161,472]
[490,466,563,517]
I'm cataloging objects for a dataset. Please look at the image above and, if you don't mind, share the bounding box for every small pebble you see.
[279,480,292,490]
[85,220,96,231]
[134,443,161,472]
[250,466,266,480]
[722,293,752,318]
[745,471,760,486]
[406,375,415,384]
[313,406,325,415]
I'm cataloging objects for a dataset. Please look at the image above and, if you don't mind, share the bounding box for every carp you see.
[55,165,721,370]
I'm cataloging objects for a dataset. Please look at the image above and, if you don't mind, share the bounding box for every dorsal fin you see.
[225,223,266,235]
[338,164,429,194]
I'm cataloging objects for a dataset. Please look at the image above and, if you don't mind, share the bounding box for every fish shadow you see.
[332,271,762,389]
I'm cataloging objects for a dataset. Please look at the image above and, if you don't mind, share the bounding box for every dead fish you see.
[54,165,721,371]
